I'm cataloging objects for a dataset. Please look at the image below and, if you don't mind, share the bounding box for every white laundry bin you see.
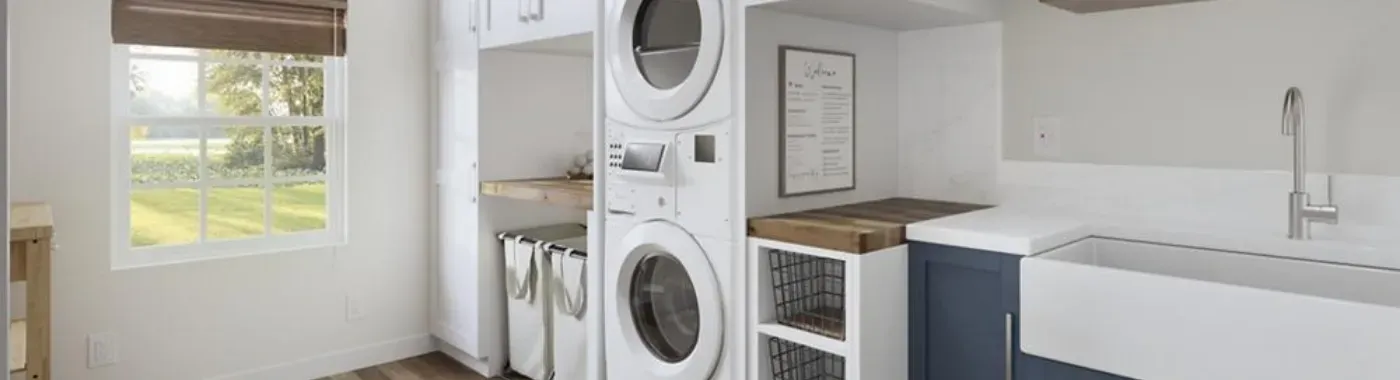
[548,236,589,380]
[501,224,586,380]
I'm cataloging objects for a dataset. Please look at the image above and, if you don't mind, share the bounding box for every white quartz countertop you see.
[907,206,1400,270]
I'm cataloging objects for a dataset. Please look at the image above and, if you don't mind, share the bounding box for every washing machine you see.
[602,0,740,379]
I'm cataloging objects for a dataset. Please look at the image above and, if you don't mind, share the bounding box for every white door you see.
[608,0,724,122]
[435,0,484,356]
[612,221,724,380]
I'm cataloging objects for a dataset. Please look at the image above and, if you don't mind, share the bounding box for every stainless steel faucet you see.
[1281,87,1339,240]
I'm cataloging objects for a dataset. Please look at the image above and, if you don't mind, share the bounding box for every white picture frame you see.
[779,46,857,197]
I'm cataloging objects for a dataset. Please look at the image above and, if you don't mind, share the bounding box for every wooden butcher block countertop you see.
[748,198,991,254]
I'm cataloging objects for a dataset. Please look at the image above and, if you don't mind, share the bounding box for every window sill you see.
[112,231,346,270]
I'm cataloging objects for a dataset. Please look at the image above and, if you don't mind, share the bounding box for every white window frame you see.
[110,45,348,269]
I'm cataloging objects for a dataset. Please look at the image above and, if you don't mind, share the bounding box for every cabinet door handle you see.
[1005,313,1014,380]
[469,0,479,32]
[484,0,492,30]
[530,0,544,20]
[518,0,528,22]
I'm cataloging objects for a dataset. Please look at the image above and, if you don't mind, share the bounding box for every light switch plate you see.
[346,294,366,322]
[1033,117,1062,158]
[88,332,119,368]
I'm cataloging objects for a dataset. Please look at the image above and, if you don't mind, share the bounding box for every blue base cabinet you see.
[909,242,1132,380]
[908,242,1018,380]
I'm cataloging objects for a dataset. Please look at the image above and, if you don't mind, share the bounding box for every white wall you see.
[479,51,594,183]
[745,9,901,217]
[1004,0,1400,175]
[896,22,1002,205]
[9,0,432,378]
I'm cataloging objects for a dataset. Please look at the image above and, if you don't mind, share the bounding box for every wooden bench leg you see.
[25,239,48,380]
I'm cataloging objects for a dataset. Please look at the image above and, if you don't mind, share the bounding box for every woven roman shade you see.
[113,0,347,56]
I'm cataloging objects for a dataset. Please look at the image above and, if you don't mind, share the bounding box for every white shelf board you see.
[747,0,1002,31]
[756,322,849,357]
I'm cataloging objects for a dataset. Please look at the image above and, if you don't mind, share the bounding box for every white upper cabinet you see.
[748,0,1001,30]
[528,0,594,44]
[481,0,595,50]
[480,0,531,49]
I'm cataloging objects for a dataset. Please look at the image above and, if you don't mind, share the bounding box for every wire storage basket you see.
[768,248,846,340]
[768,336,845,380]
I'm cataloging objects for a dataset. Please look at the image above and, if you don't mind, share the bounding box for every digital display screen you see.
[621,143,666,172]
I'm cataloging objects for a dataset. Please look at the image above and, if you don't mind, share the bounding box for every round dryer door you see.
[609,0,724,122]
[613,221,723,380]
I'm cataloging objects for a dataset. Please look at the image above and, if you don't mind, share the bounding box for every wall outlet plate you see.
[88,332,119,368]
[346,294,366,322]
[1033,117,1062,158]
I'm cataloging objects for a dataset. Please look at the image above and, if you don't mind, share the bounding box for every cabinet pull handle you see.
[483,0,492,30]
[518,0,528,22]
[1005,313,1014,380]
[469,0,479,32]
[531,0,544,20]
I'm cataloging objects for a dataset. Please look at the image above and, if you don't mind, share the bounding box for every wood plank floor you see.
[319,352,529,380]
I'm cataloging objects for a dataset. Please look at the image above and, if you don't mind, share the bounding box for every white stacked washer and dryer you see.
[600,0,742,379]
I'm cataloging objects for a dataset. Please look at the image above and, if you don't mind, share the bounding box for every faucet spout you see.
[1282,87,1303,137]
[1282,87,1339,240]
[1283,87,1305,193]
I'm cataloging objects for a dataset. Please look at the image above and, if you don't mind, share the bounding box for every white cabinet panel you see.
[532,0,593,43]
[481,0,594,50]
[436,68,481,354]
[481,0,532,49]
[434,0,490,362]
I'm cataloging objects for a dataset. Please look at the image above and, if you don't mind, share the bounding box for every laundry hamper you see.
[500,224,586,380]
[548,236,588,380]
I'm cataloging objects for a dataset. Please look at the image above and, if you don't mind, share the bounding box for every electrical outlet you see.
[88,332,119,368]
[346,295,366,322]
[1033,116,1062,158]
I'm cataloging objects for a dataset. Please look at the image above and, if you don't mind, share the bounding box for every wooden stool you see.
[10,203,52,380]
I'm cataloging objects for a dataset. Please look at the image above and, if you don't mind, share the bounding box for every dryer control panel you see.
[605,127,675,219]
[604,121,735,240]
[605,142,624,171]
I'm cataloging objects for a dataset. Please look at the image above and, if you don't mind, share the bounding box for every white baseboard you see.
[207,334,434,380]
[436,338,498,377]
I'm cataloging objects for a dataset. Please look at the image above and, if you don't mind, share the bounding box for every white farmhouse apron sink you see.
[1021,237,1400,380]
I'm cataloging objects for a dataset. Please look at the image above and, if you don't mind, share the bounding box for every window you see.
[112,45,345,268]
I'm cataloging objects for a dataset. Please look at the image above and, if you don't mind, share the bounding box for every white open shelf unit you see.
[747,237,908,380]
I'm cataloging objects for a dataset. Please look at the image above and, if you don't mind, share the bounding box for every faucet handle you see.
[1323,174,1336,205]
[1304,204,1340,225]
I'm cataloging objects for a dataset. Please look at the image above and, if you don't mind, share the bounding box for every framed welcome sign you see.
[778,46,856,197]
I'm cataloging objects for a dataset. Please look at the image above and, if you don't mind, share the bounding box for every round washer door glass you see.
[629,252,701,362]
[633,0,702,90]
